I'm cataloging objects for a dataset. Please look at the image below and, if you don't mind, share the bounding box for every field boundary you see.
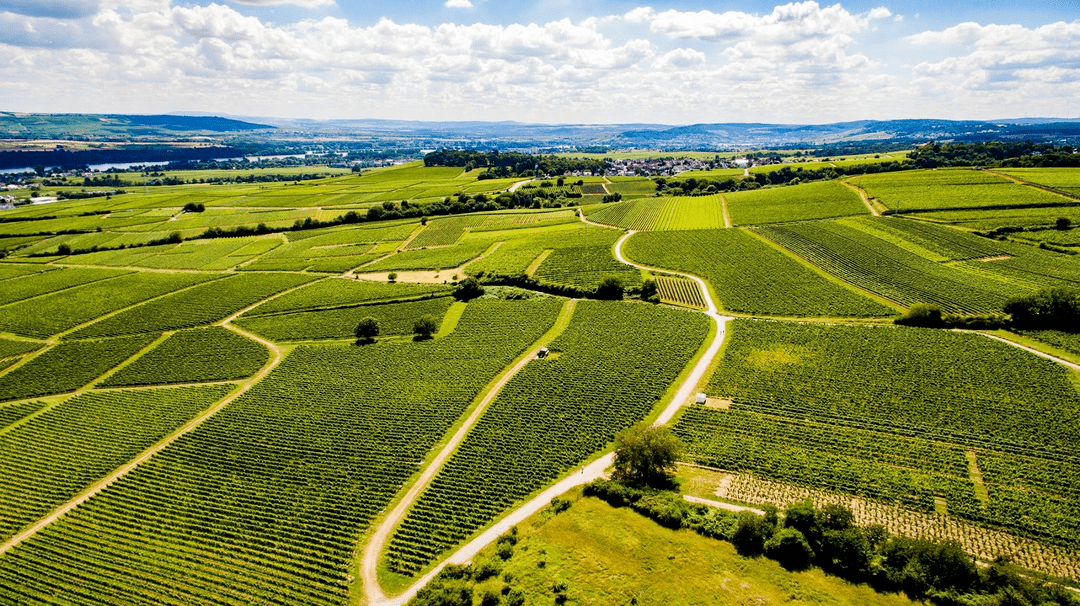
[720,194,732,228]
[841,180,882,217]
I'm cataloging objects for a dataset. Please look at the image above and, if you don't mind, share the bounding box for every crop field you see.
[0,335,156,401]
[585,195,725,231]
[996,167,1080,196]
[678,318,1080,550]
[655,275,706,308]
[850,169,1072,212]
[0,385,231,541]
[0,272,220,338]
[0,299,563,605]
[756,220,1029,314]
[244,278,452,316]
[624,229,894,317]
[70,272,315,338]
[234,296,455,341]
[386,301,710,575]
[0,159,1079,602]
[725,180,868,225]
[100,328,268,386]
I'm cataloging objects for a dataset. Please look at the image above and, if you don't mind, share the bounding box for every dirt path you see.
[508,179,534,193]
[985,169,1080,202]
[362,299,578,606]
[684,495,764,515]
[720,194,732,228]
[842,180,881,217]
[0,295,294,557]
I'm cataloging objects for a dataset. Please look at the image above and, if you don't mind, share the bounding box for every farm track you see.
[973,331,1080,373]
[841,180,881,217]
[721,194,732,228]
[0,280,315,557]
[368,220,732,605]
[361,299,578,606]
[985,170,1080,202]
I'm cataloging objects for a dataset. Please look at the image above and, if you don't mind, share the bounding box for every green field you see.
[0,159,1078,603]
[387,301,710,576]
[624,229,895,317]
[850,169,1072,213]
[676,319,1080,551]
[725,180,869,225]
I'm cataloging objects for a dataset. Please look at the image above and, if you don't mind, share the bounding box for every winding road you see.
[366,225,732,605]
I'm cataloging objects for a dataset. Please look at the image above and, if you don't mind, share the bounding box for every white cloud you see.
[229,0,335,8]
[444,0,473,8]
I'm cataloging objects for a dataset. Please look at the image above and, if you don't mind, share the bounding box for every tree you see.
[388,272,398,283]
[611,423,681,487]
[57,243,72,255]
[414,315,439,339]
[354,317,380,344]
[453,276,484,301]
[894,303,943,328]
[640,278,660,303]
[731,510,773,556]
[764,527,814,570]
[1057,217,1072,230]
[1004,287,1080,330]
[595,275,624,300]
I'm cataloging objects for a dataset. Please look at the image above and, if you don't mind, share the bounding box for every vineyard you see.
[623,229,894,317]
[234,296,456,341]
[755,220,1027,314]
[0,385,230,541]
[0,335,156,401]
[405,210,575,249]
[69,272,315,338]
[585,196,725,231]
[850,169,1071,213]
[243,278,452,316]
[100,328,269,386]
[0,299,563,605]
[386,301,710,576]
[655,275,706,308]
[681,318,1080,550]
[725,180,868,225]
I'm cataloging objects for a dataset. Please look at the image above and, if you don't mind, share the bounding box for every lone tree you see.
[387,272,398,283]
[595,275,624,300]
[354,317,380,344]
[413,315,439,340]
[453,276,484,301]
[611,423,682,487]
[1057,217,1072,230]
[640,278,660,303]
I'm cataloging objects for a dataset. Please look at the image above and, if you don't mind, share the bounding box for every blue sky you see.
[1,0,1078,124]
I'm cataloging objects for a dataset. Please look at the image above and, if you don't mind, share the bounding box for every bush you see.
[354,317,380,344]
[1057,217,1072,230]
[388,272,398,283]
[611,423,682,487]
[764,527,814,571]
[730,510,773,556]
[639,278,660,303]
[548,496,573,514]
[413,315,439,339]
[595,275,624,300]
[57,243,71,255]
[504,588,526,606]
[895,303,944,328]
[474,559,501,581]
[1004,287,1080,330]
[478,589,500,606]
[453,276,485,301]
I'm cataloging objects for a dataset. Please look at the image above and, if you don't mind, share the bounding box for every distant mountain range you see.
[4,111,1080,150]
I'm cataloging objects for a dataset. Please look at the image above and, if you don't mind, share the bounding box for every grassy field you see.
[421,492,918,606]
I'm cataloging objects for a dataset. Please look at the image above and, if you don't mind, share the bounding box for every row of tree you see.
[423,150,608,178]
[909,141,1080,169]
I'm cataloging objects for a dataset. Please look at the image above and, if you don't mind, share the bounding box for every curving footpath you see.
[368,228,732,605]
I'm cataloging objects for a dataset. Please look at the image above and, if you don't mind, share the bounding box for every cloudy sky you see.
[2,0,1079,124]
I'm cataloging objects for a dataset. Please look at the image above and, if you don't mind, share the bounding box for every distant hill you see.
[0,113,274,139]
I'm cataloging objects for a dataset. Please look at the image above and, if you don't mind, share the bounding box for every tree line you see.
[423,150,608,179]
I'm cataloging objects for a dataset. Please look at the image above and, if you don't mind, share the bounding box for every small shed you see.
[695,392,707,405]
[537,347,549,359]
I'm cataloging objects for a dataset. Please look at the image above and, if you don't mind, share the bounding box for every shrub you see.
[57,243,71,255]
[895,303,943,328]
[1057,217,1072,230]
[595,275,624,300]
[474,559,501,581]
[764,527,814,571]
[1004,287,1080,330]
[731,510,773,556]
[548,496,572,514]
[453,276,485,301]
[387,272,398,283]
[413,315,439,339]
[639,278,660,303]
